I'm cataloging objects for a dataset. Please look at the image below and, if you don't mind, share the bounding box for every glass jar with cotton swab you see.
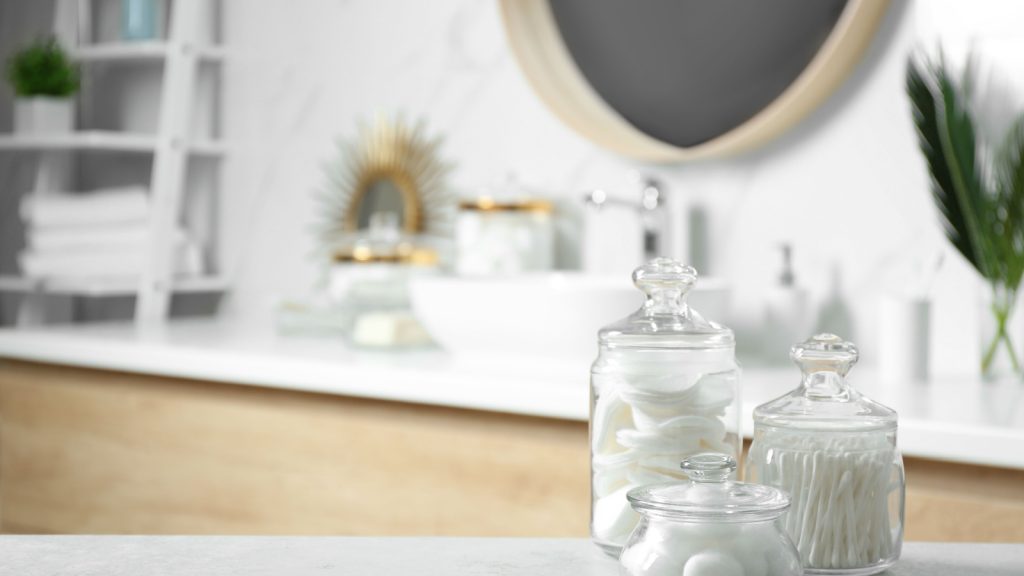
[745,334,904,575]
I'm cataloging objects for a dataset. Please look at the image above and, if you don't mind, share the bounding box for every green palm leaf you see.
[910,52,1024,374]
[995,115,1024,291]
[906,57,995,280]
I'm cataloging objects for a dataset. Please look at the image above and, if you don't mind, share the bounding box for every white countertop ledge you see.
[0,537,1020,576]
[0,320,1022,470]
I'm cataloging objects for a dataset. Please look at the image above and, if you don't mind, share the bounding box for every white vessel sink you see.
[410,273,730,361]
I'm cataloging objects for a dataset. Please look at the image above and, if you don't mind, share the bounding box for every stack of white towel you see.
[18,187,203,280]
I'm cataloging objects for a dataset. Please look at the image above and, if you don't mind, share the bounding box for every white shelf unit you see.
[72,41,225,62]
[0,131,225,155]
[0,0,226,327]
[0,274,228,297]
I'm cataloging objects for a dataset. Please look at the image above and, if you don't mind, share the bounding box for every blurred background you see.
[0,0,1021,543]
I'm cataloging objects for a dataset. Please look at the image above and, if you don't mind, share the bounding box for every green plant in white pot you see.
[6,37,79,134]
[907,54,1024,381]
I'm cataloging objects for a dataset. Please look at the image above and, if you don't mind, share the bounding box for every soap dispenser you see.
[763,244,809,361]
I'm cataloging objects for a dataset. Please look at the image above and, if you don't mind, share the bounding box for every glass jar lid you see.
[599,258,733,349]
[457,198,553,213]
[459,174,553,214]
[332,243,438,266]
[752,334,898,431]
[331,212,439,266]
[627,453,789,522]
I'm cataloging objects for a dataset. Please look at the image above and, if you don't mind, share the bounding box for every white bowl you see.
[410,273,730,361]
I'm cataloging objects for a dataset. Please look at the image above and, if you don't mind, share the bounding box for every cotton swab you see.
[749,431,899,571]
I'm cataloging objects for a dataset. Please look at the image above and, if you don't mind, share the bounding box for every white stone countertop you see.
[0,537,1020,576]
[0,320,1022,470]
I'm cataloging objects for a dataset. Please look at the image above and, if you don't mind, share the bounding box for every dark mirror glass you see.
[356,178,406,229]
[549,0,848,148]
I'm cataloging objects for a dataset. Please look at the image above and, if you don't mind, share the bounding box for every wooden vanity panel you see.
[0,360,588,535]
[903,458,1024,542]
[0,359,1022,542]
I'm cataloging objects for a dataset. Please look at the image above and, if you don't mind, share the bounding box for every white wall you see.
[212,0,1023,376]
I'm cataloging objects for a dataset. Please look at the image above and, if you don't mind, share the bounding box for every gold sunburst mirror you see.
[315,115,453,253]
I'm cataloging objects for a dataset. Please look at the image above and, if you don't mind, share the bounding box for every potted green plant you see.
[6,37,79,134]
[907,54,1024,381]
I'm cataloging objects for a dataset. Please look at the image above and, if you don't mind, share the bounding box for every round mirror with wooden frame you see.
[500,0,889,162]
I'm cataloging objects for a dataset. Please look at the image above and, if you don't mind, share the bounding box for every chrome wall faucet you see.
[584,176,669,261]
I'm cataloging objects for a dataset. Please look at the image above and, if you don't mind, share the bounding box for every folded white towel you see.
[21,187,149,228]
[19,242,203,279]
[27,224,190,253]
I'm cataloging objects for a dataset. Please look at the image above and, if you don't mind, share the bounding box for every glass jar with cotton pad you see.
[454,176,554,276]
[328,213,440,349]
[745,334,905,575]
[590,258,740,556]
[621,453,802,576]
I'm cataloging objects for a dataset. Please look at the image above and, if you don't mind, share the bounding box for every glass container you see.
[329,213,438,349]
[980,280,1022,381]
[621,453,801,576]
[122,0,162,40]
[455,178,553,276]
[590,258,740,556]
[745,334,905,575]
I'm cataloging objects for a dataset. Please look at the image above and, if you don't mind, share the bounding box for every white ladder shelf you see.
[0,0,226,327]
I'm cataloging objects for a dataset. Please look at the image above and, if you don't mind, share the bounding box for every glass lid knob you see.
[790,333,859,400]
[632,258,697,314]
[680,453,736,483]
[791,333,858,377]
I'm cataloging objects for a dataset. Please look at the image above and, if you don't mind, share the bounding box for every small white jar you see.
[455,196,553,276]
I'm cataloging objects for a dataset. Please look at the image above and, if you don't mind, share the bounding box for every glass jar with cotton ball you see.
[745,334,905,575]
[590,258,741,556]
[620,453,801,576]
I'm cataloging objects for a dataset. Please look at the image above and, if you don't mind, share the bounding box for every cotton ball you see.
[620,541,686,576]
[652,537,704,569]
[762,534,801,576]
[727,527,774,576]
[733,549,768,576]
[670,520,740,542]
[732,524,804,576]
[682,550,745,576]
